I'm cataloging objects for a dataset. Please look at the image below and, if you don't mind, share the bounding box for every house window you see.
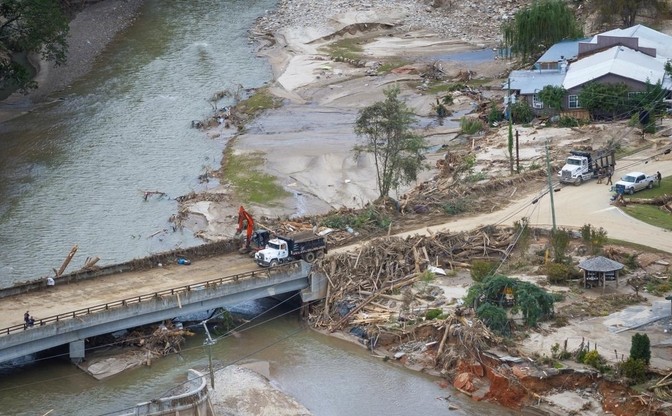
[568,95,580,109]
[532,94,544,109]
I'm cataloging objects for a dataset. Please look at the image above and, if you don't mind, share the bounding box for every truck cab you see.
[559,155,590,184]
[255,238,289,267]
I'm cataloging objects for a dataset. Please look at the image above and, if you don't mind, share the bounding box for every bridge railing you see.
[1,263,303,336]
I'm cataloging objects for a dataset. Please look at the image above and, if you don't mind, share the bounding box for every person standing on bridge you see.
[24,311,30,329]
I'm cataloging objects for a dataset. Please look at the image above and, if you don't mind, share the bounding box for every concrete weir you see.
[0,261,326,364]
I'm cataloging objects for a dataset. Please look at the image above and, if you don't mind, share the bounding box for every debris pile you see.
[308,227,515,360]
[123,322,194,358]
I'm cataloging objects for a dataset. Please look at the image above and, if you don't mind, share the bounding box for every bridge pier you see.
[69,339,85,364]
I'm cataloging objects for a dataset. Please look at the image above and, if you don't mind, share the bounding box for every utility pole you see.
[202,321,216,389]
[507,79,514,175]
[545,141,557,232]
[515,129,520,173]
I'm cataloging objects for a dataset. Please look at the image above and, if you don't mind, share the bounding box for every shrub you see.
[557,116,583,127]
[425,309,443,320]
[545,262,574,284]
[510,101,534,124]
[550,228,570,263]
[580,224,608,254]
[460,117,484,135]
[487,101,504,125]
[442,198,468,215]
[471,260,498,282]
[630,333,651,365]
[582,350,602,368]
[619,357,647,383]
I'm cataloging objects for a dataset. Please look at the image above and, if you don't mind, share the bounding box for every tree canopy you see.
[0,0,69,92]
[538,85,566,111]
[353,86,428,198]
[594,0,666,26]
[466,274,555,328]
[502,0,583,62]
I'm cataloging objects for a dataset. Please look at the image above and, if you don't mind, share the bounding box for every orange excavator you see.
[235,206,270,253]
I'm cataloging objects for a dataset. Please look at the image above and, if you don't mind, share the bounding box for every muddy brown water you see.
[0,1,516,414]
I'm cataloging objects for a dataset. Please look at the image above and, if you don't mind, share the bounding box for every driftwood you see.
[627,194,672,206]
[310,227,517,330]
[53,245,78,278]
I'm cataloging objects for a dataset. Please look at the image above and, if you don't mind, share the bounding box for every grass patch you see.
[321,38,363,61]
[376,58,411,74]
[619,179,672,230]
[606,238,669,254]
[221,148,288,205]
[236,88,283,119]
[622,205,672,230]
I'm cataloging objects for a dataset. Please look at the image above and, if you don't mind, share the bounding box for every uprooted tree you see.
[353,85,428,198]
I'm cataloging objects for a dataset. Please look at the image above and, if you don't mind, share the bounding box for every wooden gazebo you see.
[578,256,625,293]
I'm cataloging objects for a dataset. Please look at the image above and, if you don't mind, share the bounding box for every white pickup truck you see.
[614,171,656,195]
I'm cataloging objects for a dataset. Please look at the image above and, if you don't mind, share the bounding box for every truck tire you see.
[316,250,325,259]
[628,188,635,195]
[647,181,653,189]
[303,252,316,263]
[576,176,583,186]
[269,259,278,267]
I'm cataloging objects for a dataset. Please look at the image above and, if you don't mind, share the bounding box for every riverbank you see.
[0,0,145,123]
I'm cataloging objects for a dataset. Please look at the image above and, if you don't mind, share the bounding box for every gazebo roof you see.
[578,256,624,272]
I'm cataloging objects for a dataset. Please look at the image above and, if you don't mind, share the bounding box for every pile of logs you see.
[398,168,547,215]
[311,226,518,330]
[123,322,194,358]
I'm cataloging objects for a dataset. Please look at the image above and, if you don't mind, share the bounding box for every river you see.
[0,1,514,415]
[0,299,513,416]
[0,0,272,287]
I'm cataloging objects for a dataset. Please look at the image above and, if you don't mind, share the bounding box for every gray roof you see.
[578,256,624,272]
[537,38,587,63]
[595,24,672,60]
[507,70,565,94]
[563,45,671,90]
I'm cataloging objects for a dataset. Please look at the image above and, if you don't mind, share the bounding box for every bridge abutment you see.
[70,339,85,363]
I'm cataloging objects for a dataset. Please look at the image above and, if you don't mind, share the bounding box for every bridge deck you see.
[0,253,256,333]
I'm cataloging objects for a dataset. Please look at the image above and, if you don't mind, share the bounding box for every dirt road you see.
[393,149,672,252]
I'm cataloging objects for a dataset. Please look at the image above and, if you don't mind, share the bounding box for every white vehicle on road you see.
[614,171,655,195]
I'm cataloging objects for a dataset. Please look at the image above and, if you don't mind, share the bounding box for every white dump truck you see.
[254,232,327,267]
[558,149,615,185]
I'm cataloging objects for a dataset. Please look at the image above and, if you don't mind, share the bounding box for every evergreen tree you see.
[630,333,651,365]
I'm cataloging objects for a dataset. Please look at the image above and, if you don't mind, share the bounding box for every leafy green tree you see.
[0,0,69,92]
[502,0,583,62]
[594,0,666,26]
[538,85,566,111]
[353,86,428,198]
[578,82,629,120]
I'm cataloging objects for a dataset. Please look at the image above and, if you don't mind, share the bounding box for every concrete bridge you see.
[0,260,325,364]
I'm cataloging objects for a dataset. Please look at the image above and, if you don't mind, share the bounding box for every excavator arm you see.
[235,206,255,249]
